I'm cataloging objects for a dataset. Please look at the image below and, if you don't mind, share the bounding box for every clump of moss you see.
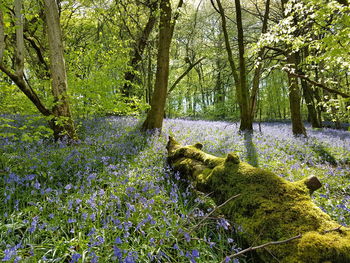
[167,137,350,263]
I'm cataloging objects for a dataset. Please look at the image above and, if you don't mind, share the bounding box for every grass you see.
[0,116,349,262]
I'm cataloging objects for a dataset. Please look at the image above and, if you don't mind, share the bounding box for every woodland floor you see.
[0,116,349,262]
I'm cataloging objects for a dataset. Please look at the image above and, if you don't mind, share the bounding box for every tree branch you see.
[170,0,184,37]
[221,226,343,263]
[264,45,286,55]
[0,64,52,116]
[168,57,206,94]
[283,69,350,98]
[190,194,241,233]
[221,234,302,262]
[24,34,50,74]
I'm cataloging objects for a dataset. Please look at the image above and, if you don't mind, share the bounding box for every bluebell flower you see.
[34,181,41,189]
[69,253,81,263]
[29,216,39,233]
[89,252,98,263]
[192,250,200,258]
[115,237,123,244]
[90,213,96,221]
[217,218,230,230]
[2,243,21,262]
[113,246,123,260]
[68,218,76,223]
[124,256,135,263]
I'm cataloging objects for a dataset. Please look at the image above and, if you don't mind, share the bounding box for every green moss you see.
[167,138,350,263]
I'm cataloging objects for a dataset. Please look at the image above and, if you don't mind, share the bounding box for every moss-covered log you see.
[166,136,350,263]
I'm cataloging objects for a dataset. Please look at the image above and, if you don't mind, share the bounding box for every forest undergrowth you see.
[0,116,349,262]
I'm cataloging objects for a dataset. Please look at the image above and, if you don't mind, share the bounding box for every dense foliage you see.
[1,117,349,262]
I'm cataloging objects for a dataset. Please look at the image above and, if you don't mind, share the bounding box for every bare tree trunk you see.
[141,0,173,131]
[281,0,306,136]
[146,47,153,104]
[287,53,306,136]
[14,0,24,77]
[44,0,76,140]
[234,0,252,131]
[301,78,321,128]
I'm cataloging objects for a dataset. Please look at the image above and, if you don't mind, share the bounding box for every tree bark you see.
[44,0,76,140]
[167,137,350,263]
[280,0,306,136]
[141,0,173,131]
[234,0,252,131]
[286,52,306,136]
[14,0,25,78]
[301,77,322,128]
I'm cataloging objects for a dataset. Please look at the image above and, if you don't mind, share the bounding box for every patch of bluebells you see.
[0,116,349,262]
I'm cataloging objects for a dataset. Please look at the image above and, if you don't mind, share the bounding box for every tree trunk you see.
[301,78,322,128]
[213,0,252,131]
[286,53,306,136]
[141,0,172,131]
[14,0,24,78]
[234,0,252,131]
[249,0,270,120]
[146,47,153,104]
[167,137,350,263]
[44,0,76,141]
[0,9,4,64]
[122,1,158,97]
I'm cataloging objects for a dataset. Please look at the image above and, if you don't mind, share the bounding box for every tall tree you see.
[212,0,252,131]
[281,0,306,136]
[141,0,184,132]
[249,0,270,121]
[0,0,76,141]
[44,0,76,140]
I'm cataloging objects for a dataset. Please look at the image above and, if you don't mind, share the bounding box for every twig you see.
[190,194,241,233]
[221,226,345,262]
[221,234,302,263]
[322,226,342,234]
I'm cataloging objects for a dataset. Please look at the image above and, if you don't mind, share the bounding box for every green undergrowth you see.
[0,117,349,262]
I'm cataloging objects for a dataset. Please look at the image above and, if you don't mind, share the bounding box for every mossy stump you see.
[166,136,350,263]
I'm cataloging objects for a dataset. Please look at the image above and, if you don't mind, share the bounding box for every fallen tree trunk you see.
[166,136,350,263]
